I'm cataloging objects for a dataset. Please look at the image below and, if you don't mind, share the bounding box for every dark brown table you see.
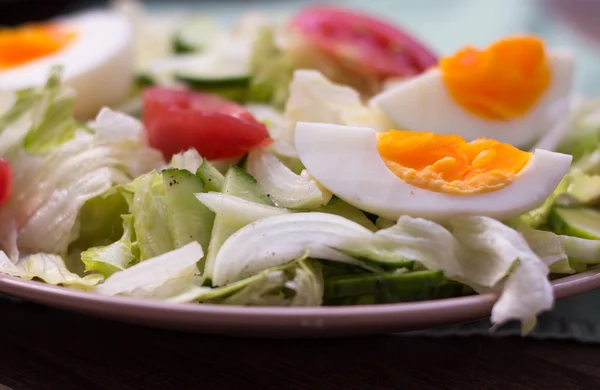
[1,300,599,390]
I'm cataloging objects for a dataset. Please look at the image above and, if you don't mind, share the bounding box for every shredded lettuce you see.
[285,70,394,133]
[0,251,103,290]
[557,98,600,162]
[168,253,323,306]
[507,176,571,229]
[249,27,295,109]
[95,241,203,299]
[0,71,163,260]
[130,172,174,260]
[449,217,553,334]
[81,215,138,277]
[209,212,556,331]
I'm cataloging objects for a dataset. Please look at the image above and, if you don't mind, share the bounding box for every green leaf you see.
[81,215,138,277]
[23,66,80,154]
[0,251,103,290]
[249,27,295,109]
[169,253,324,306]
[506,176,571,229]
[130,171,175,260]
[94,242,204,299]
[0,88,37,131]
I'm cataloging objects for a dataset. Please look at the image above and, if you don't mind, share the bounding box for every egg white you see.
[371,52,575,149]
[0,10,134,119]
[295,122,572,222]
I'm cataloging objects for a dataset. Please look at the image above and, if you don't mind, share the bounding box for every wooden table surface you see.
[1,301,599,390]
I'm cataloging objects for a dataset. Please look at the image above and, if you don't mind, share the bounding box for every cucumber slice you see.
[325,281,465,305]
[549,207,600,239]
[172,16,220,54]
[202,166,277,282]
[317,198,376,232]
[173,58,251,89]
[323,270,447,304]
[222,166,273,206]
[144,53,251,102]
[324,270,445,299]
[162,169,214,253]
[196,159,225,192]
[189,84,248,104]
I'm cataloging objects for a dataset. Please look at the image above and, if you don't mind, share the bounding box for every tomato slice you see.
[143,88,271,161]
[289,7,438,87]
[0,159,12,207]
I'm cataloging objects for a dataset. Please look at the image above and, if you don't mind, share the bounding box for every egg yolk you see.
[440,36,550,121]
[0,23,76,70]
[377,130,532,194]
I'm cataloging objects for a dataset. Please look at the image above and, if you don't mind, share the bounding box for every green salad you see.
[2,2,600,335]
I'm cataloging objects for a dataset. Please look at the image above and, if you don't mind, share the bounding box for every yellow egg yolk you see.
[0,23,76,70]
[377,130,532,194]
[440,36,550,121]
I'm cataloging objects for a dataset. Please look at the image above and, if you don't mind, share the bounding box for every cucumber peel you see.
[549,207,600,240]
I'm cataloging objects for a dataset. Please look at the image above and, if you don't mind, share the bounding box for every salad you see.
[1,1,600,335]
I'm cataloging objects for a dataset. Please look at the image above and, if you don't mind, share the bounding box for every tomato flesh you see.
[290,7,438,81]
[143,88,271,161]
[0,159,12,207]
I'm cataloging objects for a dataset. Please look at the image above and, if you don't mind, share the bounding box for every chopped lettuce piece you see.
[449,217,552,334]
[285,70,394,136]
[517,226,573,274]
[209,212,554,332]
[23,69,80,154]
[0,251,103,290]
[506,176,570,229]
[69,185,130,252]
[130,172,174,260]
[249,27,295,109]
[81,215,138,277]
[95,241,204,299]
[0,72,163,260]
[570,146,600,175]
[168,254,323,306]
[557,98,600,162]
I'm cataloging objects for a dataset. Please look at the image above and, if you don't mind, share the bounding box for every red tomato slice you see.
[0,159,12,207]
[290,7,438,81]
[143,88,271,161]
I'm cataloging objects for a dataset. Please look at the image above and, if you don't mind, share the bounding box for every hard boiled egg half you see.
[371,36,574,149]
[0,10,133,119]
[295,122,572,221]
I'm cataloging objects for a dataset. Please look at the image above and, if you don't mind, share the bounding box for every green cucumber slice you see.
[549,207,600,239]
[162,169,214,253]
[196,159,225,192]
[172,16,220,54]
[323,270,446,301]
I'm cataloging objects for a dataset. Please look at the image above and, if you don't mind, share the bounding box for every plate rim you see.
[1,264,600,317]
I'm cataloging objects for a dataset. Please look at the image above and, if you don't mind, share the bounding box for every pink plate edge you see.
[1,266,600,338]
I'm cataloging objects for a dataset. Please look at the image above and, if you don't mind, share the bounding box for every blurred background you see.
[1,0,600,95]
